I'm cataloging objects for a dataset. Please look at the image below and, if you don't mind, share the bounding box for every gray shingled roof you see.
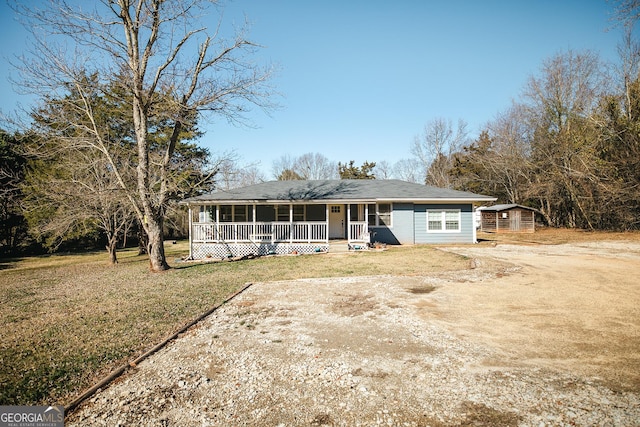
[482,203,538,212]
[182,180,496,204]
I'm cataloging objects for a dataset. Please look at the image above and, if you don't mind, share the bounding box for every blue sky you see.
[0,1,626,178]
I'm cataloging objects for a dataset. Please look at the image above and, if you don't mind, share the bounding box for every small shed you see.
[480,204,537,233]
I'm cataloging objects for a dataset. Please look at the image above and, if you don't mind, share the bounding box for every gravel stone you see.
[66,244,640,427]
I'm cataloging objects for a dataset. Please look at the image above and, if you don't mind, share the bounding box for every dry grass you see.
[477,227,640,245]
[0,241,467,406]
[4,228,638,406]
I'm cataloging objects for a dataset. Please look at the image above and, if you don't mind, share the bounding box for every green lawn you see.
[0,241,469,406]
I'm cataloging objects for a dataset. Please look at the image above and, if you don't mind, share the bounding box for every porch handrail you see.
[192,221,328,243]
[349,221,369,243]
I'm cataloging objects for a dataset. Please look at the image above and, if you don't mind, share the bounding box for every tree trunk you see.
[137,224,148,255]
[146,215,170,271]
[106,238,118,265]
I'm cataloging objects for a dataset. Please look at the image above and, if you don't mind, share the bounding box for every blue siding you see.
[369,203,475,245]
[369,227,399,244]
[414,204,475,244]
[370,203,414,245]
[391,203,415,244]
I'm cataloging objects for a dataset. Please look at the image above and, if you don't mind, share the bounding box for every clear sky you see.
[0,1,626,178]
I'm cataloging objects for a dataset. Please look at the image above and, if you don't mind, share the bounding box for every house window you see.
[367,204,376,226]
[330,205,341,213]
[368,203,392,227]
[427,210,461,232]
[378,203,391,226]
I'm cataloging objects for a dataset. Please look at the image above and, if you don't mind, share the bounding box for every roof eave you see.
[182,196,498,205]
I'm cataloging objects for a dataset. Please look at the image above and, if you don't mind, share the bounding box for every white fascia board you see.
[390,198,498,203]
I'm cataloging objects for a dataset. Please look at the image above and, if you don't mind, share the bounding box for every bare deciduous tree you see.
[372,160,393,180]
[272,152,337,180]
[214,155,265,190]
[391,158,423,183]
[411,118,468,187]
[272,154,294,180]
[295,152,337,180]
[612,0,640,29]
[484,104,533,203]
[11,0,275,271]
[524,50,607,228]
[22,153,135,264]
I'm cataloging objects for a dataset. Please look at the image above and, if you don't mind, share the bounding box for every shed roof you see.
[482,203,538,212]
[182,179,497,204]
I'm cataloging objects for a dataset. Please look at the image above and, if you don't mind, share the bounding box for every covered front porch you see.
[186,203,371,259]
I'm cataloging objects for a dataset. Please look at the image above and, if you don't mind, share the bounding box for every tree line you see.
[429,45,639,231]
[270,48,640,231]
[270,30,640,231]
[1,1,638,267]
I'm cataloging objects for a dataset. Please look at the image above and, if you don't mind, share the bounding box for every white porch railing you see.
[192,222,329,243]
[349,221,369,243]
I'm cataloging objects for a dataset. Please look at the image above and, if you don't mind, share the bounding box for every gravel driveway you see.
[67,241,640,426]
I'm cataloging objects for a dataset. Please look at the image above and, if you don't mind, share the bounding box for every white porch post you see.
[326,204,330,243]
[472,206,478,243]
[188,205,193,259]
[347,204,351,242]
[364,204,369,243]
[215,204,220,241]
[364,204,369,227]
[233,205,238,243]
[363,204,368,230]
[289,203,293,245]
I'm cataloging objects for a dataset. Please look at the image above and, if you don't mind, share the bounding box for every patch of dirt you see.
[456,401,521,426]
[68,240,640,426]
[331,292,378,316]
[436,241,640,393]
[408,285,436,294]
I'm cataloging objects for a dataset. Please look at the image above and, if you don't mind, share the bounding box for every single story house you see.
[180,179,496,259]
[480,204,537,233]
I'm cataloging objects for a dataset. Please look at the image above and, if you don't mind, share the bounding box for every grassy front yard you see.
[0,242,469,406]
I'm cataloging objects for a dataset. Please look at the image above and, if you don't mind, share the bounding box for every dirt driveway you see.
[436,241,640,392]
[68,240,640,426]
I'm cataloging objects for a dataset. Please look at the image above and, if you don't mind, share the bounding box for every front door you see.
[329,204,345,239]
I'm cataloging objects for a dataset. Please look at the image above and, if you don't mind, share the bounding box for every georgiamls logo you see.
[0,405,64,426]
[44,406,64,417]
